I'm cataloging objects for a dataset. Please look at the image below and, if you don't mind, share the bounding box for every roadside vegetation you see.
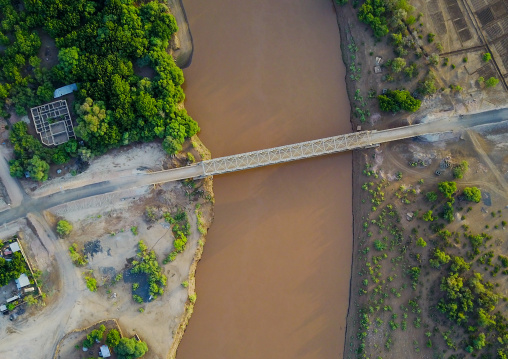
[0,0,199,181]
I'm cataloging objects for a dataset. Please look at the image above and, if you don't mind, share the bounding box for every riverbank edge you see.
[167,134,215,359]
[330,2,364,358]
[167,0,194,68]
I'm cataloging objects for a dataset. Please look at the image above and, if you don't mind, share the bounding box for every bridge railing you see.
[201,131,375,176]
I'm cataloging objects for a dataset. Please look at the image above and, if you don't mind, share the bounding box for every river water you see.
[178,1,352,358]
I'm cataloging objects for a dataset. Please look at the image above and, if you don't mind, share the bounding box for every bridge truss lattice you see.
[201,131,376,176]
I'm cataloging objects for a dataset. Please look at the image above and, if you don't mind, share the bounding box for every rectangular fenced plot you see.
[476,63,497,79]
[491,1,508,17]
[458,28,473,42]
[453,17,468,30]
[427,0,440,12]
[432,13,448,33]
[448,4,464,19]
[476,7,495,25]
[471,0,488,11]
[502,56,508,73]
[500,17,508,32]
[485,23,503,40]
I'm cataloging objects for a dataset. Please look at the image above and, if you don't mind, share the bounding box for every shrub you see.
[427,33,435,43]
[56,220,73,237]
[482,52,492,62]
[463,187,481,203]
[422,210,434,222]
[426,191,438,202]
[378,90,421,113]
[189,293,197,303]
[391,57,406,73]
[452,160,469,179]
[114,337,149,358]
[485,77,499,88]
[438,181,457,199]
[106,329,121,347]
[131,226,138,235]
[374,240,387,251]
[85,276,97,292]
[416,237,427,247]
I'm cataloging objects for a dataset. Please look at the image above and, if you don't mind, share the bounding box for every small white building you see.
[9,242,20,252]
[15,273,30,290]
[100,345,111,358]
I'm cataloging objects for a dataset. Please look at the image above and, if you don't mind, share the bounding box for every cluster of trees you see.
[358,0,414,39]
[164,208,191,263]
[9,122,83,181]
[0,252,27,286]
[378,89,421,112]
[0,0,55,118]
[115,337,149,359]
[4,0,199,180]
[83,327,148,358]
[131,240,167,299]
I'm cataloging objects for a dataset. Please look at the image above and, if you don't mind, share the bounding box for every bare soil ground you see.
[344,126,508,359]
[335,1,508,358]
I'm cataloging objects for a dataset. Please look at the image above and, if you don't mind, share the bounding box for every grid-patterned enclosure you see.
[30,100,75,146]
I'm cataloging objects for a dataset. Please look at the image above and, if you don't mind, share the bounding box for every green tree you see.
[162,136,182,156]
[452,160,469,179]
[463,187,481,203]
[416,237,427,247]
[419,72,437,96]
[374,240,386,251]
[485,77,499,88]
[106,329,121,348]
[442,201,455,223]
[115,337,149,359]
[426,191,438,202]
[57,220,73,237]
[422,210,434,222]
[27,155,50,182]
[438,182,457,199]
[482,53,491,62]
[450,256,470,272]
[391,57,406,73]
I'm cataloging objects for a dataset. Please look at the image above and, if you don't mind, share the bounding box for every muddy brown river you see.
[178,1,352,358]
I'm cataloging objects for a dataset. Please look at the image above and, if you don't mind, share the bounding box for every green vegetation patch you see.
[1,0,199,181]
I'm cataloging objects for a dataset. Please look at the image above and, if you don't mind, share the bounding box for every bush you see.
[85,276,97,292]
[427,33,435,43]
[378,90,421,113]
[56,220,73,237]
[422,210,434,222]
[426,191,438,202]
[485,77,499,88]
[374,240,387,251]
[416,237,427,247]
[438,182,457,199]
[482,53,492,62]
[115,337,149,359]
[452,160,469,179]
[463,187,481,203]
[391,57,406,73]
[106,329,121,348]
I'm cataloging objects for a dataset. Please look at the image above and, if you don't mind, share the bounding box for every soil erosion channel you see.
[178,1,352,358]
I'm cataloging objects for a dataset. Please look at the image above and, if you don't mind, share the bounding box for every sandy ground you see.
[0,177,213,359]
[20,142,168,198]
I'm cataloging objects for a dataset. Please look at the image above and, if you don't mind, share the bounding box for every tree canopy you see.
[378,90,421,113]
[2,0,200,180]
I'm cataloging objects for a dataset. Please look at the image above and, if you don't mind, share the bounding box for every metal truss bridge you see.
[200,124,437,176]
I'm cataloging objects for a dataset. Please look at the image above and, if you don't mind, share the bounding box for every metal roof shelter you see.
[30,100,75,146]
[100,345,111,358]
[53,83,77,98]
[9,242,20,252]
[15,274,30,289]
